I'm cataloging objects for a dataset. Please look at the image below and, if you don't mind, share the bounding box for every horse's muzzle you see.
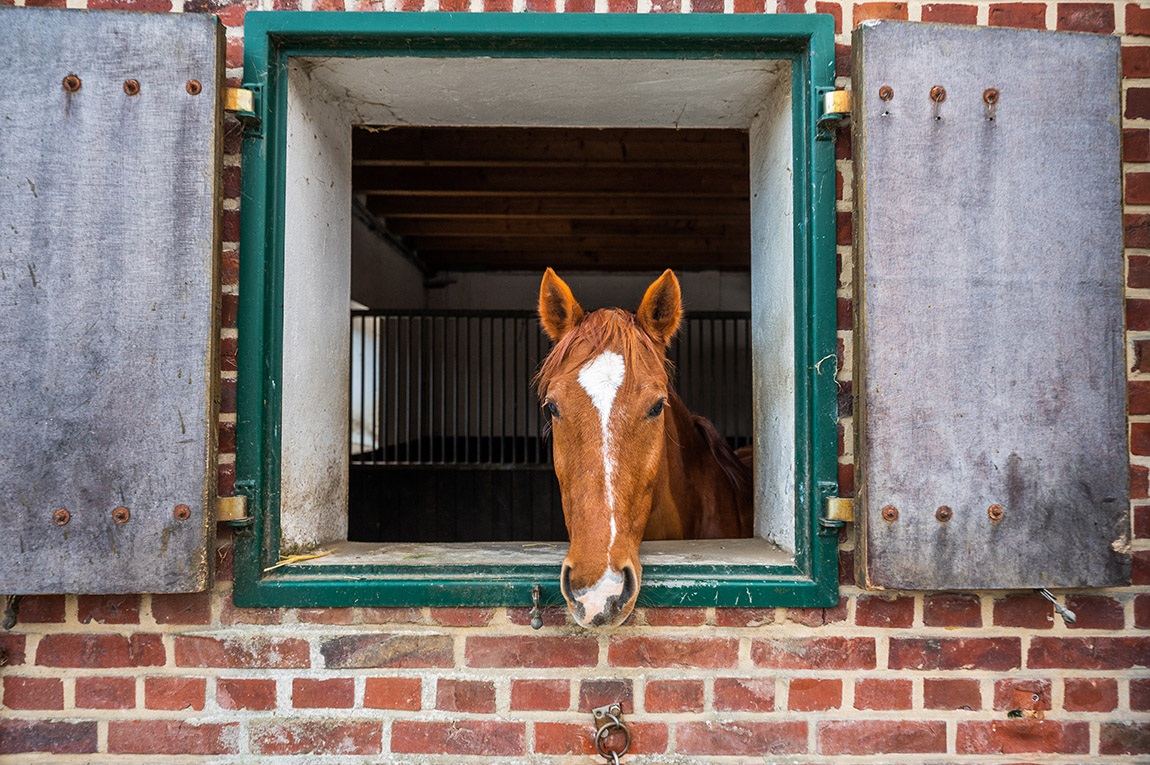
[561,561,638,628]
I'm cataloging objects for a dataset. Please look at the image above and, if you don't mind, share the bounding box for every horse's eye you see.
[647,399,666,418]
[544,400,560,419]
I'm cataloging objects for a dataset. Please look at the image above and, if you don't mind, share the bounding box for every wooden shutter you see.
[853,21,1129,589]
[0,8,222,593]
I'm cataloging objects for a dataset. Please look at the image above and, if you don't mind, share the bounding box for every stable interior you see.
[279,55,796,567]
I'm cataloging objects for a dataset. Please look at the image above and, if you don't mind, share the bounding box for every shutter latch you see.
[225,85,262,135]
[817,87,851,140]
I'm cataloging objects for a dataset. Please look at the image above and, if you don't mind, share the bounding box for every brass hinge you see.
[817,88,851,140]
[217,495,251,526]
[825,496,854,523]
[224,85,262,135]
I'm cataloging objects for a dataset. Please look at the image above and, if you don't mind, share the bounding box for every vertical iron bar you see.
[417,316,424,463]
[372,315,380,465]
[487,316,494,464]
[440,316,446,465]
[464,316,471,464]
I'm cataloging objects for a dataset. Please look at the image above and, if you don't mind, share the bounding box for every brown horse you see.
[536,268,753,627]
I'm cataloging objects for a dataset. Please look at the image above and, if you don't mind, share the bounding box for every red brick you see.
[777,0,806,10]
[437,679,495,713]
[855,678,912,710]
[839,548,854,584]
[578,679,633,713]
[993,594,1053,629]
[16,595,64,623]
[958,720,1089,754]
[786,597,848,627]
[1128,129,1150,162]
[358,607,424,624]
[1065,595,1123,630]
[1057,2,1114,30]
[1132,677,1150,710]
[321,633,451,668]
[533,721,667,755]
[145,676,205,710]
[924,677,980,710]
[819,720,947,755]
[921,2,977,22]
[221,248,239,285]
[293,677,354,708]
[393,721,525,756]
[715,607,774,627]
[222,206,241,241]
[854,1,908,25]
[2,677,63,710]
[836,127,852,160]
[1126,47,1150,80]
[1029,637,1150,669]
[78,594,140,624]
[364,677,421,710]
[1132,381,1150,416]
[511,679,568,711]
[565,0,593,10]
[1134,422,1150,454]
[788,678,841,711]
[691,0,722,10]
[108,720,239,755]
[217,678,276,710]
[1136,505,1150,537]
[218,462,235,496]
[430,607,493,626]
[989,2,1048,28]
[836,211,852,245]
[221,336,238,371]
[677,721,807,756]
[296,607,353,624]
[0,720,97,755]
[713,677,775,712]
[650,0,680,11]
[753,637,876,670]
[816,0,842,32]
[609,636,737,668]
[1135,465,1150,498]
[0,634,24,667]
[644,607,705,626]
[1135,550,1150,584]
[835,43,852,78]
[1130,90,1150,120]
[507,606,567,627]
[462,635,594,668]
[37,633,163,668]
[219,599,281,625]
[993,678,1051,711]
[889,637,1020,671]
[251,720,382,755]
[1064,677,1117,712]
[733,0,765,10]
[75,676,135,709]
[1133,2,1150,34]
[646,679,704,712]
[924,593,982,627]
[1137,594,1150,628]
[855,594,913,627]
[88,0,174,9]
[1101,722,1150,755]
[176,635,309,668]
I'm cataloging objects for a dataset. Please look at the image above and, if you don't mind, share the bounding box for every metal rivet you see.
[881,505,899,522]
[879,85,894,101]
[983,88,1000,105]
[174,504,191,521]
[53,509,70,526]
[988,504,1005,523]
[62,74,81,93]
[186,79,202,96]
[123,79,140,96]
[935,505,953,523]
[930,86,947,103]
[113,506,131,524]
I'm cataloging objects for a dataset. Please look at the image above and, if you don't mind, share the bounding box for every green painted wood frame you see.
[234,11,840,609]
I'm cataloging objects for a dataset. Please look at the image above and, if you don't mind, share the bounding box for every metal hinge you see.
[817,87,851,140]
[217,495,251,527]
[817,478,853,533]
[224,84,262,136]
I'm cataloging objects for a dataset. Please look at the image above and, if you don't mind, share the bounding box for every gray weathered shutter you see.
[0,8,222,593]
[853,21,1130,589]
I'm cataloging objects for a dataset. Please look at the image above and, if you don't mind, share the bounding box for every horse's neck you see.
[645,392,749,540]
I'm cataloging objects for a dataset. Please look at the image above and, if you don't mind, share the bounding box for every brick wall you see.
[2,0,1150,761]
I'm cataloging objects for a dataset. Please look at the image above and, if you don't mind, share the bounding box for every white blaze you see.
[577,351,626,556]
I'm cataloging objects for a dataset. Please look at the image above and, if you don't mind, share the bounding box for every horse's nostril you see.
[619,565,637,604]
[560,564,574,602]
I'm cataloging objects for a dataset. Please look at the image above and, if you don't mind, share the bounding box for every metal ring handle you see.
[594,718,631,761]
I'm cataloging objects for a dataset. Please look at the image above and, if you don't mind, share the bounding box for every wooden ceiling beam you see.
[365,195,749,220]
[352,166,748,196]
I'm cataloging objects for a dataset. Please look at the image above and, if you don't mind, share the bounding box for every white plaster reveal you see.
[577,351,626,555]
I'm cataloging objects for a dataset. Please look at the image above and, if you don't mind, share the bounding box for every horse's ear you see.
[637,269,682,347]
[539,268,585,341]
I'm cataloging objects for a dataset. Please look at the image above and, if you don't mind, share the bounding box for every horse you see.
[535,268,753,628]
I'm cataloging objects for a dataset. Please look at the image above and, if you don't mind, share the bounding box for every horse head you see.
[536,268,682,628]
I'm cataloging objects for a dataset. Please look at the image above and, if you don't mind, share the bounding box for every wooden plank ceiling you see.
[352,127,750,272]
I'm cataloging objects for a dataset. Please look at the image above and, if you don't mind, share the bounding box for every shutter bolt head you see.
[935,505,953,522]
[62,74,81,93]
[879,85,894,101]
[53,509,70,526]
[186,79,202,96]
[881,505,899,522]
[988,504,1005,523]
[123,79,140,96]
[113,506,130,524]
[930,86,946,103]
[983,88,1000,105]
[174,504,191,521]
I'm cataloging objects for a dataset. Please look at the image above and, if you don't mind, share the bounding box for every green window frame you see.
[233,11,840,609]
